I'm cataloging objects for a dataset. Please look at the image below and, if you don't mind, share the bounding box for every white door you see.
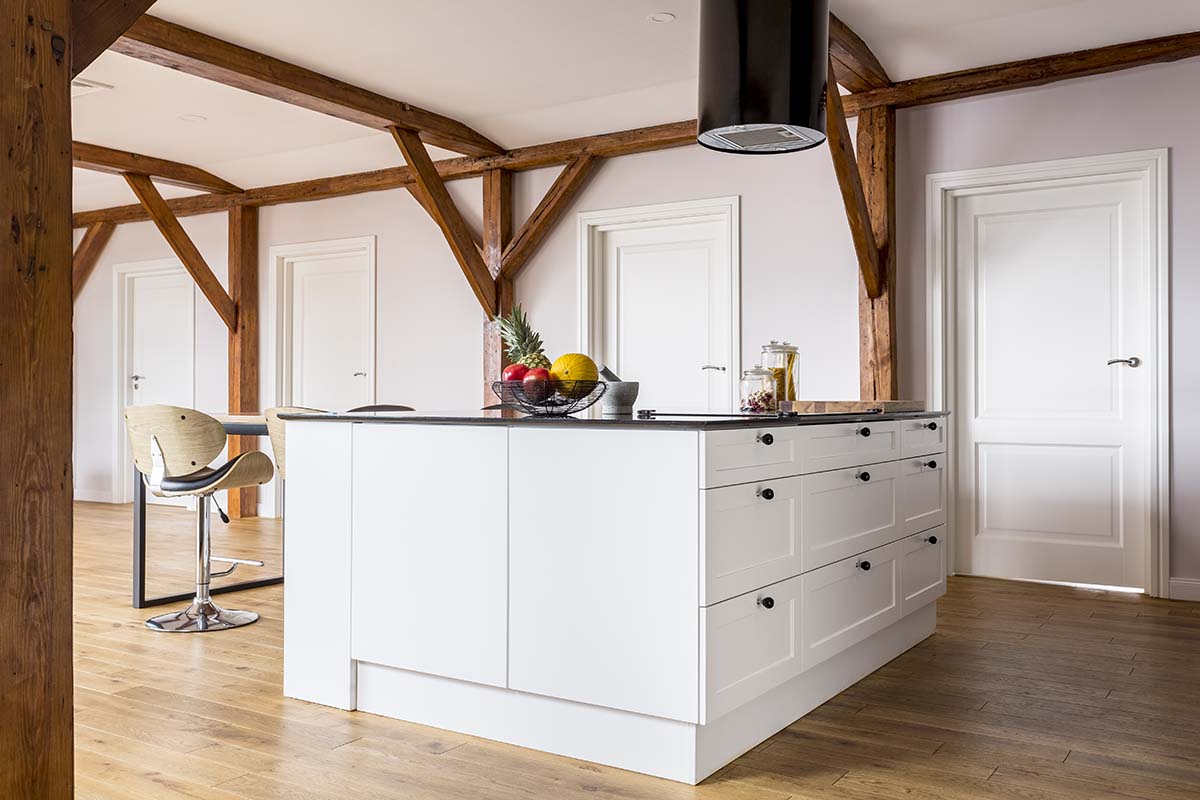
[124,267,195,507]
[279,241,375,412]
[952,177,1153,588]
[582,199,739,413]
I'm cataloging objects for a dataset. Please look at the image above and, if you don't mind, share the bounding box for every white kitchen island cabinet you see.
[282,410,949,784]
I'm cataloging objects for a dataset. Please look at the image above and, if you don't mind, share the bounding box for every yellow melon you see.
[550,353,599,398]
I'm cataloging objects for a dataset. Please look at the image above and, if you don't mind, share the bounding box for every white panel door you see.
[596,218,735,412]
[286,251,373,411]
[126,268,195,507]
[954,179,1150,588]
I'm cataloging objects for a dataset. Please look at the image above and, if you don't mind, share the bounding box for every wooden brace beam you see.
[829,13,891,91]
[73,141,242,193]
[112,15,502,157]
[825,57,884,300]
[501,156,600,280]
[124,173,238,330]
[71,0,156,76]
[72,220,116,300]
[391,126,497,316]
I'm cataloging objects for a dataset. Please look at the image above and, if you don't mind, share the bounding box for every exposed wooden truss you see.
[72,0,156,76]
[843,29,1200,115]
[829,13,891,91]
[501,156,600,279]
[72,219,116,299]
[110,15,501,157]
[855,106,898,401]
[124,173,238,331]
[227,205,260,518]
[73,141,242,193]
[482,169,515,403]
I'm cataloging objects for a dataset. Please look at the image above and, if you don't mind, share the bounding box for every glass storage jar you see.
[740,366,778,414]
[761,340,799,403]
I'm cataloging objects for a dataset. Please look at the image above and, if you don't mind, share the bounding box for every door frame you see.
[578,196,742,410]
[269,235,378,410]
[112,257,196,504]
[926,149,1170,597]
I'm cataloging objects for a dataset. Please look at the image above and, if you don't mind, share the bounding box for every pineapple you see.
[497,304,552,370]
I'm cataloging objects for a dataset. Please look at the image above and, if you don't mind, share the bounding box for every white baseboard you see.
[1169,578,1200,602]
[257,503,278,519]
[74,488,114,504]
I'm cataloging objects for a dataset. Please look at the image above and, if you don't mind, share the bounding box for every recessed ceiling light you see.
[647,11,676,23]
[178,113,208,123]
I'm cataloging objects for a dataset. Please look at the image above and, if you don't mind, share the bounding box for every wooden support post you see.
[1,1,75,796]
[855,106,898,401]
[482,169,513,405]
[227,205,259,517]
[72,219,116,300]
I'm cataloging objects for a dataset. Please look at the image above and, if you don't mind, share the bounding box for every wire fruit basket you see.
[491,380,607,417]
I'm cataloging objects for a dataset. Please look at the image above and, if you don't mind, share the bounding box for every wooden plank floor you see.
[74,501,1200,799]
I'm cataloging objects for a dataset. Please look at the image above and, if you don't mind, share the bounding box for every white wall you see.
[896,59,1200,581]
[73,140,862,511]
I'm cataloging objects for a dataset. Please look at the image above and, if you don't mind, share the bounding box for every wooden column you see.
[856,106,898,401]
[482,169,513,404]
[1,1,75,796]
[227,204,259,517]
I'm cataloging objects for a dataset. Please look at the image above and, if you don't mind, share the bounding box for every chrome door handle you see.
[1106,357,1141,368]
[130,374,146,381]
[353,371,367,377]
[700,365,726,372]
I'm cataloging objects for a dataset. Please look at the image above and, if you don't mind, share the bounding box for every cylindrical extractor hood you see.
[697,0,830,154]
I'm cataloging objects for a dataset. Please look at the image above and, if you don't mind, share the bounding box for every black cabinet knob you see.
[758,433,774,446]
[759,487,775,500]
[858,471,871,482]
[927,535,939,545]
[924,460,938,469]
[924,421,938,431]
[859,560,872,571]
[758,596,775,609]
[857,426,871,437]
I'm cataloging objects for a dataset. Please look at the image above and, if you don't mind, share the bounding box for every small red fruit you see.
[502,363,529,382]
[522,368,552,402]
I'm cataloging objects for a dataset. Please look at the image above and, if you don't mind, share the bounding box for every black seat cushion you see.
[160,459,239,493]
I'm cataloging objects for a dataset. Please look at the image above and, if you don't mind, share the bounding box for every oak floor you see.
[73,501,1200,799]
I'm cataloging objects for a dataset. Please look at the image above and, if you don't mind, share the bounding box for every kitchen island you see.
[281,410,949,784]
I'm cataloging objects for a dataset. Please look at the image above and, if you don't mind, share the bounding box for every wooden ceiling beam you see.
[123,173,238,330]
[72,220,116,300]
[829,13,890,91]
[110,15,502,157]
[501,156,600,280]
[71,0,156,76]
[843,30,1200,115]
[391,126,497,316]
[73,121,696,228]
[73,141,242,193]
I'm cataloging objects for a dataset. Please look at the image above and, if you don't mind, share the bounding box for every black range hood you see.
[697,0,830,154]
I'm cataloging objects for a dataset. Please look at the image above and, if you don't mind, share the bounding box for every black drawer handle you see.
[758,596,775,609]
[925,535,939,545]
[857,426,871,437]
[758,487,775,500]
[757,432,774,446]
[858,560,871,571]
[857,471,871,482]
[924,421,938,431]
[924,460,938,469]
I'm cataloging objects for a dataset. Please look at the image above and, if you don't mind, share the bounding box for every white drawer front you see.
[701,477,803,605]
[798,421,899,474]
[902,526,947,613]
[701,427,805,488]
[800,461,900,572]
[900,417,946,459]
[701,576,803,723]
[899,456,947,536]
[800,541,903,672]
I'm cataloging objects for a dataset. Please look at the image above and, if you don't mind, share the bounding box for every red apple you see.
[522,367,552,402]
[501,363,529,382]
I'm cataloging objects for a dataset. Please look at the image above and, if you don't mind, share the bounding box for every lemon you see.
[550,353,599,398]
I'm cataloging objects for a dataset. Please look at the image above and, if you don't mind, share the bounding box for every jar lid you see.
[762,341,799,354]
[742,366,775,378]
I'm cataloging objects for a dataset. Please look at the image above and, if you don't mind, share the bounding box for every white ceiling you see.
[73,0,1200,211]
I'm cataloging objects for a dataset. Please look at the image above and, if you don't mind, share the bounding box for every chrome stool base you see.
[145,598,259,633]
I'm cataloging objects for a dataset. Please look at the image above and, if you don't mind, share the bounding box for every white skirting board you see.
[355,604,937,785]
[1169,578,1200,602]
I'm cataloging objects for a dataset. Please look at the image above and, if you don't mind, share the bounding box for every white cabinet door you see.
[899,457,947,536]
[902,527,947,613]
[800,540,903,672]
[900,417,946,459]
[798,421,899,474]
[701,575,803,723]
[800,461,900,572]
[701,476,803,605]
[700,426,805,488]
[508,428,700,723]
[350,424,508,688]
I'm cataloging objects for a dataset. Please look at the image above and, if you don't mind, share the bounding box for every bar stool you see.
[347,404,414,412]
[125,404,275,632]
[264,406,325,481]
